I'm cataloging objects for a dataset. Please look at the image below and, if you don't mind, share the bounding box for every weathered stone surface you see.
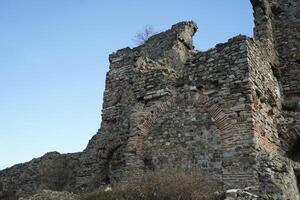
[19,190,79,200]
[0,152,81,199]
[0,1,299,199]
[224,187,259,200]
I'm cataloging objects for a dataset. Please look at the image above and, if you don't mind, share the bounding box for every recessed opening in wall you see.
[143,156,154,171]
[104,144,123,184]
[295,169,300,192]
[282,101,298,111]
[287,139,300,162]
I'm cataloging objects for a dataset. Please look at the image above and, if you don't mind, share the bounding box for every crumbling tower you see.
[251,0,300,197]
[0,1,299,199]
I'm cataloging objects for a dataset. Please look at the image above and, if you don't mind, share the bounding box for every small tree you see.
[133,25,156,45]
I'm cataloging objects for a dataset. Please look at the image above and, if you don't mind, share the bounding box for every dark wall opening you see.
[288,139,300,162]
[103,144,123,185]
[143,156,154,171]
[295,170,300,193]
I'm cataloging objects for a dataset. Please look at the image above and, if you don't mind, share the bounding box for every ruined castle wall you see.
[272,0,300,99]
[184,36,258,189]
[251,0,300,98]
[247,38,281,152]
[1,1,300,198]
[251,0,300,149]
[85,31,266,191]
[246,38,300,199]
[250,0,300,198]
[102,35,262,190]
[141,86,223,177]
[251,0,278,64]
[82,22,198,185]
[83,47,139,185]
[272,2,300,178]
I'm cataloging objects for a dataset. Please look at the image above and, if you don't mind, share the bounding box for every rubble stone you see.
[0,1,299,199]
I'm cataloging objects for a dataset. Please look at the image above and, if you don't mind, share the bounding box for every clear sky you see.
[0,0,254,169]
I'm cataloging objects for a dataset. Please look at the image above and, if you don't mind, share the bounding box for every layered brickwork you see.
[251,0,279,64]
[272,1,300,180]
[247,39,281,152]
[245,38,298,199]
[184,36,258,189]
[272,0,300,99]
[82,22,198,186]
[250,1,300,198]
[252,0,300,199]
[1,1,300,199]
[251,0,300,149]
[90,34,262,191]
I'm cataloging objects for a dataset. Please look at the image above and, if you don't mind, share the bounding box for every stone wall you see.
[250,1,300,198]
[272,0,300,99]
[184,36,257,189]
[251,0,300,149]
[0,1,300,199]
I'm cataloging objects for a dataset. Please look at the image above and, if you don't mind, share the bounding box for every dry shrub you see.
[81,189,115,200]
[39,156,71,191]
[133,25,156,45]
[81,168,221,200]
[19,190,79,200]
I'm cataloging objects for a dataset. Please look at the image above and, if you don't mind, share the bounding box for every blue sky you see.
[0,0,254,169]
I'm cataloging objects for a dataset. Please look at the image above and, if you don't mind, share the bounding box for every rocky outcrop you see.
[0,0,299,199]
[0,152,80,199]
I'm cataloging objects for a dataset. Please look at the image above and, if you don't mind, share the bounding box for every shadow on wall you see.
[288,139,300,163]
[295,170,300,193]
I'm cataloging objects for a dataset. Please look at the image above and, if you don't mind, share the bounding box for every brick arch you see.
[123,99,175,172]
[193,92,259,189]
[192,93,234,136]
[123,91,234,171]
[100,135,129,184]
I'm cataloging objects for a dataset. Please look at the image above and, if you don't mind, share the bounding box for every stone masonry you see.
[0,0,299,199]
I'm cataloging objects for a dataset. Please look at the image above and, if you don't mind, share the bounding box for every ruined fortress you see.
[1,0,299,199]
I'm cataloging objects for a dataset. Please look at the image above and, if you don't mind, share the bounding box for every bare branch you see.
[133,25,156,45]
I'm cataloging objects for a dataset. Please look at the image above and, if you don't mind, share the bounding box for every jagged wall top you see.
[109,21,198,71]
[1,2,300,199]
